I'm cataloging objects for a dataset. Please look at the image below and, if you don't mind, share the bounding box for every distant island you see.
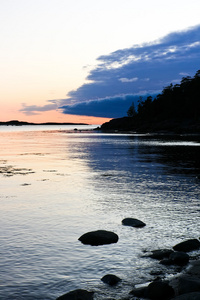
[0,120,89,126]
[101,70,200,134]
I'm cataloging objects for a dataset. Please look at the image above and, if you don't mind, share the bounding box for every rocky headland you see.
[100,70,200,134]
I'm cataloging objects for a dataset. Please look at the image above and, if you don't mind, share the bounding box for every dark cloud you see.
[61,94,157,118]
[60,25,200,118]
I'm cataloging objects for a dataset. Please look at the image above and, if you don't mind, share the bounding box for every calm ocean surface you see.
[0,125,200,300]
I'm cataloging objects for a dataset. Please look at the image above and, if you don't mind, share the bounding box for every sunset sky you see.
[1,0,200,124]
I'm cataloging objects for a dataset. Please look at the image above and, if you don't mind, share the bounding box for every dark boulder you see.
[56,289,94,300]
[101,274,121,286]
[171,292,200,300]
[130,286,148,298]
[169,251,189,266]
[160,258,174,265]
[176,275,200,295]
[122,218,146,228]
[131,280,174,300]
[173,239,200,252]
[149,249,174,260]
[78,230,119,246]
[187,259,200,276]
[147,280,175,300]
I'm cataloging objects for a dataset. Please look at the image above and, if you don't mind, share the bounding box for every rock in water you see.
[101,274,121,286]
[173,239,200,252]
[171,292,200,300]
[147,281,175,300]
[122,218,146,228]
[56,289,94,300]
[131,280,174,300]
[148,249,174,260]
[169,251,189,266]
[78,230,119,246]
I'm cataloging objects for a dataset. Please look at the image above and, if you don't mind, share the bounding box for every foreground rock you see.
[56,289,94,300]
[187,259,200,277]
[172,274,200,294]
[130,280,174,300]
[147,249,174,260]
[122,218,146,228]
[101,274,121,286]
[173,239,200,252]
[172,292,200,300]
[78,230,119,246]
[148,280,175,299]
[162,251,190,266]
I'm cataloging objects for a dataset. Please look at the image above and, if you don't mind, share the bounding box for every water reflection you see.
[69,133,200,178]
[1,131,200,300]
[131,135,200,177]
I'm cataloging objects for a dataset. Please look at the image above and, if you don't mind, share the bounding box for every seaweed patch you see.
[0,165,35,176]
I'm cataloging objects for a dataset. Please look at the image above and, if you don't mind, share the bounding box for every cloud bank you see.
[60,25,200,118]
[21,25,200,118]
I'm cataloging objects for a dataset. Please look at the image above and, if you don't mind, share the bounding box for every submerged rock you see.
[101,274,121,286]
[173,239,200,252]
[148,249,174,260]
[56,289,94,300]
[78,230,119,246]
[122,218,146,228]
[160,251,189,266]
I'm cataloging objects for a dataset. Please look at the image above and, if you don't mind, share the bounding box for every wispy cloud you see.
[119,77,138,83]
[20,101,58,116]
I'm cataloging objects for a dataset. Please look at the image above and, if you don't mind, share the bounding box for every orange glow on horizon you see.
[1,107,111,126]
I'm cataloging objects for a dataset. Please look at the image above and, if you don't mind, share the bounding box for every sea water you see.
[0,126,200,299]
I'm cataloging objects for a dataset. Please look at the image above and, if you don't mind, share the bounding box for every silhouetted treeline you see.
[101,70,200,133]
[135,70,200,122]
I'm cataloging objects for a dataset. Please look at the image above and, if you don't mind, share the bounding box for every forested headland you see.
[101,70,200,133]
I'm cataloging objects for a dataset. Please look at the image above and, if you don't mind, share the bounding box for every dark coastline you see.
[100,117,200,134]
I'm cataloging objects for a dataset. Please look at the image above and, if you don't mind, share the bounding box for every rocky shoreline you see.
[55,217,200,300]
[99,117,200,135]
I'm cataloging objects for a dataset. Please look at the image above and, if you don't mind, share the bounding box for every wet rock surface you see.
[131,280,174,300]
[148,249,174,260]
[58,233,200,300]
[173,239,200,252]
[56,289,94,300]
[171,292,200,300]
[160,252,190,266]
[122,217,146,228]
[78,230,119,246]
[101,274,121,286]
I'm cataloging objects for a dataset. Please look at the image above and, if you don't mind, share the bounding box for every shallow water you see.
[0,127,200,299]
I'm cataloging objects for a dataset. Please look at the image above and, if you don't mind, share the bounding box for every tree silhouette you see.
[127,69,200,122]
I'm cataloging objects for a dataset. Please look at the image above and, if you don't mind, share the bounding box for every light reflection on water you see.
[0,128,200,300]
